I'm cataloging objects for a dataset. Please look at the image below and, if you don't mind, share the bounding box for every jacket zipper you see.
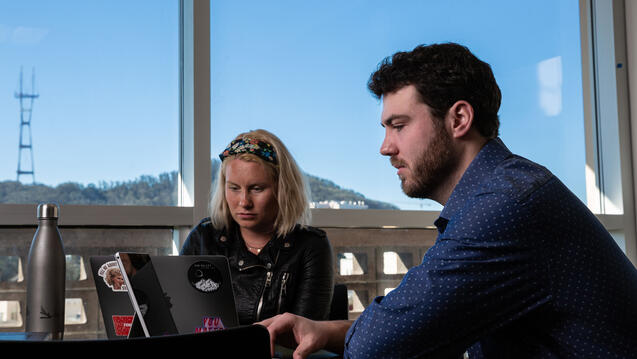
[256,271,273,321]
[277,272,290,314]
[237,249,280,273]
[239,248,281,321]
[238,264,266,272]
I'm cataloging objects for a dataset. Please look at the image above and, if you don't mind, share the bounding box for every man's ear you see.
[446,100,474,139]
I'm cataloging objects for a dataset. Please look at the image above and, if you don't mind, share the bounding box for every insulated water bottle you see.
[26,203,66,339]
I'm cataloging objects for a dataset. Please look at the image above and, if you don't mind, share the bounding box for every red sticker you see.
[195,316,225,332]
[112,315,134,336]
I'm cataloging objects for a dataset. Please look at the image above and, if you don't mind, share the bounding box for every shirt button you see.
[283,242,290,248]
[266,263,272,269]
[220,236,227,242]
[238,260,244,266]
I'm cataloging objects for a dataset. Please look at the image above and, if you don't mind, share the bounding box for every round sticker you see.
[188,261,223,293]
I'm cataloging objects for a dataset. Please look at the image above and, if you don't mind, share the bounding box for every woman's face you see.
[225,159,278,235]
[110,270,124,289]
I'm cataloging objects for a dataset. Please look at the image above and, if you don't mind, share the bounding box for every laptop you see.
[89,256,136,338]
[114,253,240,338]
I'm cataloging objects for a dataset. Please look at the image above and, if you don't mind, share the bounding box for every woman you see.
[180,129,334,325]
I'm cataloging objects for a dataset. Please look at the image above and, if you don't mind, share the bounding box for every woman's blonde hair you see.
[209,129,311,237]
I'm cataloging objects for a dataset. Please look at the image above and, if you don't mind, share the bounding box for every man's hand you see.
[257,313,352,359]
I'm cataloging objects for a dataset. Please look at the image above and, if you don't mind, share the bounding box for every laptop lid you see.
[89,256,135,338]
[151,255,240,333]
[115,252,179,338]
[113,253,239,337]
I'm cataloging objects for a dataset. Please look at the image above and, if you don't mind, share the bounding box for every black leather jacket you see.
[180,218,334,325]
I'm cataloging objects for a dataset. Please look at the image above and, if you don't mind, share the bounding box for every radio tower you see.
[15,67,38,184]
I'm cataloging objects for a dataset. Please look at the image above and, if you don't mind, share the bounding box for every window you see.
[210,0,585,213]
[0,0,180,207]
[0,0,210,227]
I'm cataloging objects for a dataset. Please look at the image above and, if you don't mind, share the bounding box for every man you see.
[259,43,637,358]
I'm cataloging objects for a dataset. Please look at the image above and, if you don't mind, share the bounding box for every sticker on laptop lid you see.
[112,315,134,336]
[195,316,225,332]
[98,260,127,292]
[188,261,222,293]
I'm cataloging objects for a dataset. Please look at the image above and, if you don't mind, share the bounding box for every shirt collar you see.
[436,137,512,233]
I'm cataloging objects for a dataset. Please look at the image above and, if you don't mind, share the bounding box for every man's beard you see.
[397,122,456,199]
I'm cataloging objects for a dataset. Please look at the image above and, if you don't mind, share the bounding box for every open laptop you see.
[89,255,136,338]
[114,253,239,338]
[94,253,331,359]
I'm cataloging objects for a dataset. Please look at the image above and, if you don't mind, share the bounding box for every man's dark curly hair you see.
[368,43,501,139]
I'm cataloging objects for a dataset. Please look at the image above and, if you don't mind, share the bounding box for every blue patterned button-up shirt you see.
[343,138,637,358]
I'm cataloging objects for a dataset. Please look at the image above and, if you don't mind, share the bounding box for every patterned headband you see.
[219,137,278,164]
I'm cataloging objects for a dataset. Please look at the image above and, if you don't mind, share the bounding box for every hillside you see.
[0,161,397,209]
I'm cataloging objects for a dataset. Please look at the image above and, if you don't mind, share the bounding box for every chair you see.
[0,324,272,357]
[329,283,348,320]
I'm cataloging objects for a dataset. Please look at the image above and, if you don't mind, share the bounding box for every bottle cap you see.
[37,203,59,219]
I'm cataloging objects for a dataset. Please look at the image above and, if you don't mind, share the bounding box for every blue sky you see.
[0,1,180,187]
[0,0,585,210]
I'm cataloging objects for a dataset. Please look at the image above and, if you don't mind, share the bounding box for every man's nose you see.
[380,134,397,157]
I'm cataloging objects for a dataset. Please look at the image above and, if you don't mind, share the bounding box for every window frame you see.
[580,0,637,264]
